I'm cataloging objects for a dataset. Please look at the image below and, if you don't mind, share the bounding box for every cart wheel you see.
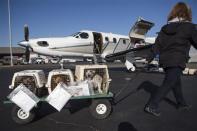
[11,105,36,124]
[89,99,112,119]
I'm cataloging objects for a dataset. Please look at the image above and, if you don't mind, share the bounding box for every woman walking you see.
[145,2,197,116]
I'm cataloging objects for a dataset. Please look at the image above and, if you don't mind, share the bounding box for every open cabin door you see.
[93,32,103,54]
[129,17,154,45]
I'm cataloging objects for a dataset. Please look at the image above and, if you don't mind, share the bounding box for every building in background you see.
[0,47,25,65]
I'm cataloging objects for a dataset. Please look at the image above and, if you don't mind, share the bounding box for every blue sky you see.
[0,0,197,47]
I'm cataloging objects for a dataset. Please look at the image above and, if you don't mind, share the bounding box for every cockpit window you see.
[71,32,89,39]
[71,32,80,37]
[79,32,89,39]
[37,41,49,47]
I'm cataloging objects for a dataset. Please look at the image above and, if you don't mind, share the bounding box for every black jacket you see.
[149,22,197,69]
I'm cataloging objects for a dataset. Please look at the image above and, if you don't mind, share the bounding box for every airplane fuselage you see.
[19,30,132,59]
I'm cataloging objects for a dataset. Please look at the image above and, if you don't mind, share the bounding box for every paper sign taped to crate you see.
[66,82,90,96]
[46,83,72,112]
[7,84,40,112]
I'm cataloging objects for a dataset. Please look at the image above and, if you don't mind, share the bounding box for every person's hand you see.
[146,57,154,64]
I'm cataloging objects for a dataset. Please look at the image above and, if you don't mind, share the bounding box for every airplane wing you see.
[105,44,153,61]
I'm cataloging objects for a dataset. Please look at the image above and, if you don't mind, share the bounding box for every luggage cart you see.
[3,92,114,124]
[4,64,114,124]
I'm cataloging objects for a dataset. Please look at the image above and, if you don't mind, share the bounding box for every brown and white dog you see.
[84,70,103,93]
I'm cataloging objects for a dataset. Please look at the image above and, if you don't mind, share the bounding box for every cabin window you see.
[113,38,117,43]
[123,39,126,44]
[105,37,109,42]
[79,32,89,39]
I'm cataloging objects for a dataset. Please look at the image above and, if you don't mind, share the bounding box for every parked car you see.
[1,56,19,65]
[49,58,59,64]
[35,57,45,64]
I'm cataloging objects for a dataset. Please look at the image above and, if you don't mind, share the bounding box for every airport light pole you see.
[8,0,13,66]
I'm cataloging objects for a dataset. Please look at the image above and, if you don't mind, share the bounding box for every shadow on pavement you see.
[35,99,91,122]
[118,122,138,131]
[137,81,177,108]
[35,102,57,121]
[68,99,91,114]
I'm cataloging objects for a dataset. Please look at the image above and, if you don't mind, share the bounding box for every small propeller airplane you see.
[18,18,156,71]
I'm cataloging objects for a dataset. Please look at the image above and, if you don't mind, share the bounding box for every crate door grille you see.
[51,74,71,91]
[14,76,36,93]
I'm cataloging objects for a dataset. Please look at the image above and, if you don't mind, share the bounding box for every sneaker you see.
[144,106,161,117]
[177,104,192,111]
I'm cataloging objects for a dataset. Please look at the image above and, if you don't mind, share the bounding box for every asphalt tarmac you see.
[0,63,197,131]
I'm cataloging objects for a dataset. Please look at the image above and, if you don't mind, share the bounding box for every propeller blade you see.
[24,24,29,41]
[25,47,30,62]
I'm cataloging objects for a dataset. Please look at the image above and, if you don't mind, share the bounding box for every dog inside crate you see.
[14,76,36,93]
[51,74,71,91]
[84,68,106,94]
